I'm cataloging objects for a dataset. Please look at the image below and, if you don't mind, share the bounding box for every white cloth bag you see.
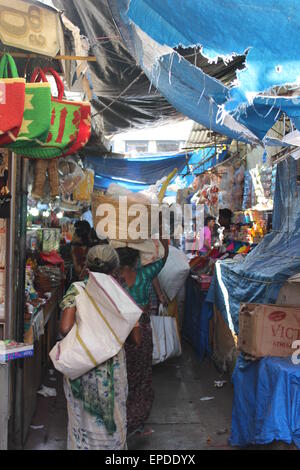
[158,246,190,301]
[50,273,142,380]
[151,305,182,365]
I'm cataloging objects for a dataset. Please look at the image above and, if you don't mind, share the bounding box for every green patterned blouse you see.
[124,258,165,307]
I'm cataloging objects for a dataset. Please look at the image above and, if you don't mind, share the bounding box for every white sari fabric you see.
[63,348,128,450]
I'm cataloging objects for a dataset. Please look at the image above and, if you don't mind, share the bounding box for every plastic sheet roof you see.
[52,0,247,136]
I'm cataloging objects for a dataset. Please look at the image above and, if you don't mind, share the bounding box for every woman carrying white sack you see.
[59,244,129,451]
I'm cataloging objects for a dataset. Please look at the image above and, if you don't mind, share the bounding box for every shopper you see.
[70,220,91,281]
[59,245,128,450]
[116,239,169,437]
[198,215,216,255]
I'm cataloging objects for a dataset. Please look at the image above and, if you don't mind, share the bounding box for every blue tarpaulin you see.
[230,356,300,448]
[88,148,229,193]
[206,156,300,334]
[87,151,190,191]
[108,0,300,146]
[127,0,300,112]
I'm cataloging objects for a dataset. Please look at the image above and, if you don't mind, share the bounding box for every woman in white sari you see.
[59,245,128,450]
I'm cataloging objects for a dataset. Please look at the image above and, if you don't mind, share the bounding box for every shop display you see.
[230,210,269,244]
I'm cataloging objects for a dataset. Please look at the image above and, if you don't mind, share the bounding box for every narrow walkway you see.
[24,342,234,450]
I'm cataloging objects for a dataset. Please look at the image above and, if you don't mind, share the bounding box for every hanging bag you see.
[41,68,93,158]
[0,54,25,147]
[151,304,182,365]
[18,68,85,159]
[8,64,51,152]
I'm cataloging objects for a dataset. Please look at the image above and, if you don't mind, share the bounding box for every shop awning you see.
[86,151,191,191]
[105,0,300,147]
[126,0,300,112]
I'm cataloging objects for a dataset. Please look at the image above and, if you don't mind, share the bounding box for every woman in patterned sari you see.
[116,238,169,437]
[59,245,128,450]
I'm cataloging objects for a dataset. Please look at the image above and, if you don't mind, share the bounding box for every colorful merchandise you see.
[19,68,90,159]
[2,57,52,152]
[0,54,25,146]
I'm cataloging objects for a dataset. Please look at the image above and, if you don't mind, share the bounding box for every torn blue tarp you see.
[89,147,228,192]
[110,0,279,145]
[206,156,300,334]
[107,0,300,146]
[230,356,300,449]
[127,0,300,112]
[87,151,190,191]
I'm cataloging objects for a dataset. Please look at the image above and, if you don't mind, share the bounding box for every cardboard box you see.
[238,303,300,358]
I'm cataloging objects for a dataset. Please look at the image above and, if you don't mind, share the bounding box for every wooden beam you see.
[0,51,97,62]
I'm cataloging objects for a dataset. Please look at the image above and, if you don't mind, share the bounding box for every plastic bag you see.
[73,168,94,202]
[59,158,85,196]
[151,304,182,365]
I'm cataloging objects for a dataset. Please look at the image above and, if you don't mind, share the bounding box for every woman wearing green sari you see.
[59,245,128,450]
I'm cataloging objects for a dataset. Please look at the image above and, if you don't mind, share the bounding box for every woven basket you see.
[92,192,152,242]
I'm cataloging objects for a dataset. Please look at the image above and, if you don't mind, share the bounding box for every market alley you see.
[24,342,233,451]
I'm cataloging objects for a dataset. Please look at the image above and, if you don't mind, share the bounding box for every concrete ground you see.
[24,342,234,450]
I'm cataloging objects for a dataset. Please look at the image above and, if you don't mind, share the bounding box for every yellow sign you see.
[0,0,61,57]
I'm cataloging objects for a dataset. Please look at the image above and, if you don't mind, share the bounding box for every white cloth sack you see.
[50,273,142,380]
[151,305,181,365]
[158,246,190,301]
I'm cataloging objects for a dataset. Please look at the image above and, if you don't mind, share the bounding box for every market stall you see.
[0,0,95,444]
[177,147,275,369]
[203,155,300,447]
